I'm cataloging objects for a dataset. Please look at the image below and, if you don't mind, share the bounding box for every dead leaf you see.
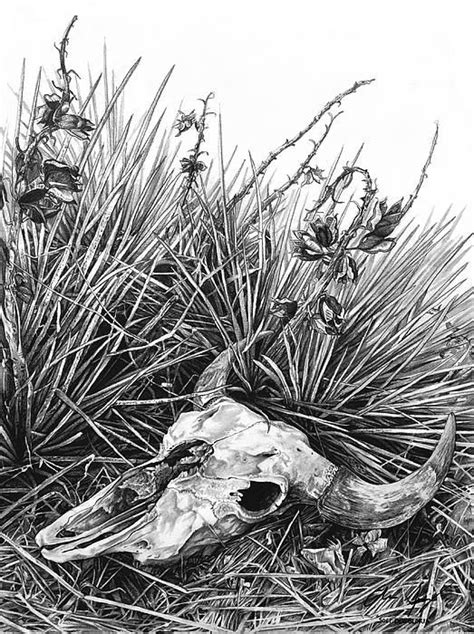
[353,529,388,558]
[301,540,345,576]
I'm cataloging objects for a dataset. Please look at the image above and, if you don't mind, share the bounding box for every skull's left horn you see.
[316,413,456,529]
[194,333,270,407]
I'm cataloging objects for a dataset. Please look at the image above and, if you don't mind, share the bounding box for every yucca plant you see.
[0,17,472,632]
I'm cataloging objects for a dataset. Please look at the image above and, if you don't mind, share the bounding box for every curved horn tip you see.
[193,332,273,408]
[427,412,456,479]
[317,413,457,530]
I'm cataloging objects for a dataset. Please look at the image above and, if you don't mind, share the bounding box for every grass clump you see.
[0,17,472,633]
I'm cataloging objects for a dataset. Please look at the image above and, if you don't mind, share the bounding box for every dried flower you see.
[174,110,197,136]
[18,188,62,224]
[16,147,43,185]
[56,114,94,140]
[334,254,358,284]
[309,294,344,335]
[270,297,298,321]
[37,93,68,127]
[302,165,325,185]
[357,199,404,253]
[293,231,330,262]
[15,273,33,304]
[353,529,388,560]
[180,155,207,176]
[293,216,338,262]
[18,187,48,205]
[37,93,94,139]
[301,540,345,576]
[310,216,338,248]
[43,159,82,202]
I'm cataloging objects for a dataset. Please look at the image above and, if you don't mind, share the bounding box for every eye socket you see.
[238,481,283,513]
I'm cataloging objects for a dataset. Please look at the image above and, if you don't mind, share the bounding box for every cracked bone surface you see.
[36,340,456,565]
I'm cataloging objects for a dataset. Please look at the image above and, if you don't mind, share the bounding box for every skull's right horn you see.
[194,334,456,529]
[315,413,456,529]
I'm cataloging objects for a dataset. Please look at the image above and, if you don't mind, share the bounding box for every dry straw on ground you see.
[0,18,472,633]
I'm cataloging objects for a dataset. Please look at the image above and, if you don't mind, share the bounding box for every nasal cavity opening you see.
[238,481,282,512]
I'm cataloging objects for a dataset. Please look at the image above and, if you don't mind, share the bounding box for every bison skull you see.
[36,339,456,565]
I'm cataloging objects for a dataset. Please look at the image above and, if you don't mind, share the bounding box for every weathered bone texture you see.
[36,338,456,565]
[36,398,455,564]
[36,399,335,563]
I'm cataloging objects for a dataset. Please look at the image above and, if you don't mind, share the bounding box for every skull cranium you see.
[36,339,456,564]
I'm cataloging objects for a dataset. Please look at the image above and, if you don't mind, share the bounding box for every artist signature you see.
[371,580,458,625]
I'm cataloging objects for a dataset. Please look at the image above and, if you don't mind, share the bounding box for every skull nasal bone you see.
[238,481,282,512]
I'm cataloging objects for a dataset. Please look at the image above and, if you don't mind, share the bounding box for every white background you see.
[0,0,472,256]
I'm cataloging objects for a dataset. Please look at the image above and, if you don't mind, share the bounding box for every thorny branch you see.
[56,16,78,113]
[14,19,78,193]
[254,112,342,221]
[0,16,91,461]
[180,92,215,209]
[231,78,375,208]
[277,128,439,341]
[402,122,439,216]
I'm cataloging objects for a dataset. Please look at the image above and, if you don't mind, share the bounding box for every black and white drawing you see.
[0,7,472,632]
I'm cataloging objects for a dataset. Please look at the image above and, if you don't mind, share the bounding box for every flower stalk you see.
[179,92,214,209]
[285,131,438,339]
[0,16,92,461]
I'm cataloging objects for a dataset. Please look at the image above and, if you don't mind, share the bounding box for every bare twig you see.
[402,122,439,216]
[116,384,231,406]
[16,16,79,191]
[0,17,83,462]
[56,15,79,112]
[231,78,375,208]
[259,112,342,215]
[180,92,215,208]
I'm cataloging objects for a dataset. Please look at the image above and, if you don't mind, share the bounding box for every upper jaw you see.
[36,439,215,562]
[36,510,155,562]
[36,470,290,564]
[35,471,167,562]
